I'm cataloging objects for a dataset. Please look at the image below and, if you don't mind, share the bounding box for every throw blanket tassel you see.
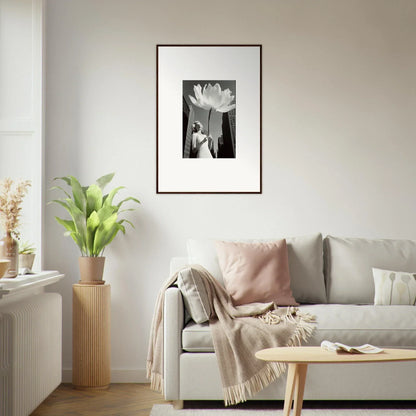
[288,311,316,347]
[259,307,316,348]
[146,361,163,393]
[223,362,285,406]
[222,308,316,406]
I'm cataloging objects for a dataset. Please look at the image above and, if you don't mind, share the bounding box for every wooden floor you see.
[31,383,169,416]
[31,383,416,415]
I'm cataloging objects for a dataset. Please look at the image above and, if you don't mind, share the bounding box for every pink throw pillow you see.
[215,240,298,306]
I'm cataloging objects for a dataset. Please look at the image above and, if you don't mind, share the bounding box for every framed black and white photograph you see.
[157,45,261,193]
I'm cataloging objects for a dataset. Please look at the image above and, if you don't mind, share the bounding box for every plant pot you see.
[19,253,36,271]
[78,256,105,284]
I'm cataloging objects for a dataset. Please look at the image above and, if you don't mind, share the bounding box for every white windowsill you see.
[0,271,64,299]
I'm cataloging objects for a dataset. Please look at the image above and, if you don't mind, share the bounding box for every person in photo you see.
[191,121,213,158]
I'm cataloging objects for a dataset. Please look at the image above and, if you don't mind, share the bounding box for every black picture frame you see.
[156,44,262,194]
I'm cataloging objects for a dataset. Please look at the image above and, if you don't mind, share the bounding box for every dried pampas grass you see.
[0,178,31,238]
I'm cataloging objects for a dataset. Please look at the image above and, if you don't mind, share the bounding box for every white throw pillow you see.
[187,239,224,285]
[373,268,416,305]
[187,233,326,304]
[177,267,211,324]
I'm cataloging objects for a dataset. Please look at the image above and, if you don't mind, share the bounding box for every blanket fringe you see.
[220,307,316,406]
[258,307,316,347]
[223,361,285,406]
[287,314,316,347]
[259,310,283,324]
[147,360,163,393]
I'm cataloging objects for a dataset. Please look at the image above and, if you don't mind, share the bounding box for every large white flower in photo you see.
[189,83,235,136]
[189,83,235,113]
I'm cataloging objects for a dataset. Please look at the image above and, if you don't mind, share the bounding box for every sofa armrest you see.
[163,286,184,400]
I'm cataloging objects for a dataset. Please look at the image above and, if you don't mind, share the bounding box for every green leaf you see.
[86,211,100,255]
[105,223,123,246]
[54,176,71,186]
[87,211,100,231]
[50,185,71,199]
[93,213,118,255]
[116,221,126,234]
[52,197,87,254]
[54,217,84,252]
[55,216,76,233]
[119,218,135,229]
[97,205,117,222]
[117,196,140,209]
[118,208,137,213]
[86,184,103,217]
[99,222,126,251]
[69,176,86,213]
[50,199,71,213]
[65,199,87,254]
[103,186,125,208]
[70,232,85,254]
[96,173,115,190]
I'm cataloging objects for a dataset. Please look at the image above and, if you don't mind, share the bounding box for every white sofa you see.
[163,234,416,403]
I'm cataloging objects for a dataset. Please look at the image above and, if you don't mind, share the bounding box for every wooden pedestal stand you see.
[72,282,111,389]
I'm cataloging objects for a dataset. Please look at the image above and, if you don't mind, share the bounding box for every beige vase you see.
[78,256,105,284]
[0,260,10,279]
[0,231,19,278]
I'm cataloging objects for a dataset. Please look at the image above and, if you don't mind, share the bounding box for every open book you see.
[321,340,384,354]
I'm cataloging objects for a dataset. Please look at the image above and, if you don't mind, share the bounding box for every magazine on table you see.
[321,340,384,354]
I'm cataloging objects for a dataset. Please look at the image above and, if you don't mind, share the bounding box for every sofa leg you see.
[173,400,184,409]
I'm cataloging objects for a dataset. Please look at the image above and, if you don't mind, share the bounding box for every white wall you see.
[45,0,416,381]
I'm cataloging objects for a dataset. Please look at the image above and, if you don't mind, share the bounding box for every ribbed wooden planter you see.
[72,283,111,390]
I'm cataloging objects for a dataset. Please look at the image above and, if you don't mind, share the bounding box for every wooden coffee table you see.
[255,346,416,416]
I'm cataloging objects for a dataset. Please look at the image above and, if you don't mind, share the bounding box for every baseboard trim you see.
[62,368,147,383]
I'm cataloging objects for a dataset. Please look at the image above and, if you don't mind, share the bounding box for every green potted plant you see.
[19,241,36,271]
[50,173,140,284]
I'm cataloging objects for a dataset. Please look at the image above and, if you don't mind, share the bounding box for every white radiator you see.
[0,293,62,416]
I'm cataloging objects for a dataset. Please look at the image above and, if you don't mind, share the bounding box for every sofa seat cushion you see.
[302,304,416,348]
[182,304,416,352]
[182,321,213,352]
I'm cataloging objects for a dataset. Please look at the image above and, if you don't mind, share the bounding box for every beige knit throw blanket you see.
[147,265,316,406]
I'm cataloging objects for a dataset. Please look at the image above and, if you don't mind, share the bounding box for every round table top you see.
[255,346,416,364]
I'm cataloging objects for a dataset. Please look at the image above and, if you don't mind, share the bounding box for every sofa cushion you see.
[182,321,214,352]
[286,234,325,304]
[372,268,416,305]
[187,233,326,304]
[177,267,211,324]
[216,240,297,306]
[324,236,416,304]
[182,304,416,352]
